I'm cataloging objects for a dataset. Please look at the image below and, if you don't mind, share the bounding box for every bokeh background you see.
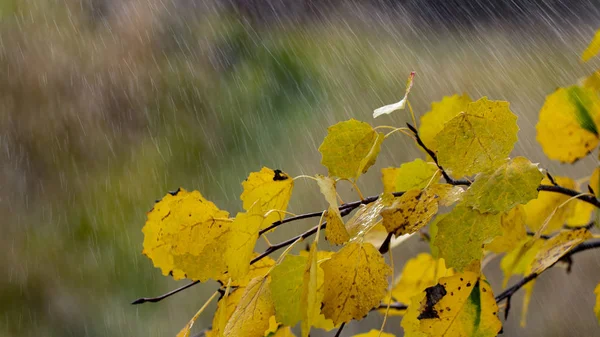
[2,1,600,336]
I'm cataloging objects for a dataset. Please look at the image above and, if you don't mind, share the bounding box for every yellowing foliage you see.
[463,157,543,213]
[319,119,384,180]
[224,277,275,337]
[241,167,294,230]
[142,188,232,281]
[485,205,527,253]
[434,205,502,271]
[419,94,472,152]
[582,29,600,62]
[381,188,438,236]
[381,159,440,193]
[595,283,600,324]
[435,97,518,177]
[402,272,502,337]
[321,242,391,325]
[531,229,592,274]
[523,176,577,234]
[353,330,396,337]
[345,193,394,241]
[315,175,350,244]
[536,86,600,163]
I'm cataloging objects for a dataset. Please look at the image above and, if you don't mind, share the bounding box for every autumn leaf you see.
[381,188,438,236]
[582,29,600,62]
[428,184,464,206]
[301,242,323,337]
[418,94,472,152]
[319,119,384,180]
[177,291,220,337]
[241,167,294,230]
[363,223,413,252]
[268,326,297,337]
[225,209,265,281]
[463,157,543,213]
[485,205,527,253]
[531,228,592,274]
[321,242,391,325]
[224,277,275,337]
[142,188,232,282]
[315,175,350,245]
[401,272,501,337]
[523,176,577,234]
[435,97,518,177]
[373,71,416,118]
[390,253,453,312]
[270,255,307,326]
[381,159,440,194]
[536,86,600,163]
[428,214,446,259]
[345,193,394,241]
[434,205,502,271]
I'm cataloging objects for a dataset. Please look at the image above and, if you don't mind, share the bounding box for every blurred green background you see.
[2,1,600,336]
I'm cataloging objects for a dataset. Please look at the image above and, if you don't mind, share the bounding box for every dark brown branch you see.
[406,123,471,186]
[537,184,600,208]
[131,280,200,305]
[334,322,346,337]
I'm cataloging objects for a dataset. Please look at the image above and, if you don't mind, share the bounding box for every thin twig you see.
[334,322,346,337]
[406,123,471,186]
[537,184,600,208]
[131,280,200,305]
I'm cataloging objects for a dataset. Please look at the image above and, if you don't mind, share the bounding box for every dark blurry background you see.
[2,1,600,336]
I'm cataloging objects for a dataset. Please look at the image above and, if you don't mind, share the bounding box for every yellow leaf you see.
[435,97,518,177]
[321,242,391,325]
[566,199,595,226]
[434,205,502,271]
[364,223,413,252]
[523,176,577,234]
[319,119,384,180]
[531,228,592,274]
[591,167,600,198]
[401,272,501,337]
[428,214,446,259]
[594,283,600,324]
[381,189,438,236]
[381,159,440,194]
[241,167,294,230]
[536,86,600,163]
[225,209,264,281]
[353,330,396,337]
[270,255,307,326]
[142,188,231,281]
[582,29,600,62]
[485,205,527,253]
[315,175,350,245]
[264,316,279,336]
[224,277,275,337]
[582,71,600,93]
[208,258,275,337]
[463,157,543,213]
[390,253,453,313]
[419,94,472,152]
[345,193,394,241]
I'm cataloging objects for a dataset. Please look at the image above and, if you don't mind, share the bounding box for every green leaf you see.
[463,157,543,213]
[270,255,307,326]
[434,205,502,271]
[319,119,384,180]
[435,97,518,177]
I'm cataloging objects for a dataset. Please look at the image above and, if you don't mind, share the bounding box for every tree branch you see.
[537,184,600,208]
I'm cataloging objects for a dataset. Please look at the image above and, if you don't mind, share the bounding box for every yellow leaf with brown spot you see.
[390,253,453,315]
[381,189,438,236]
[536,86,600,163]
[582,29,600,62]
[321,242,391,325]
[531,228,592,274]
[319,119,384,180]
[142,188,232,282]
[224,277,275,337]
[401,272,501,337]
[241,167,294,230]
[523,176,577,234]
[419,94,472,152]
[435,97,518,177]
[485,205,527,253]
